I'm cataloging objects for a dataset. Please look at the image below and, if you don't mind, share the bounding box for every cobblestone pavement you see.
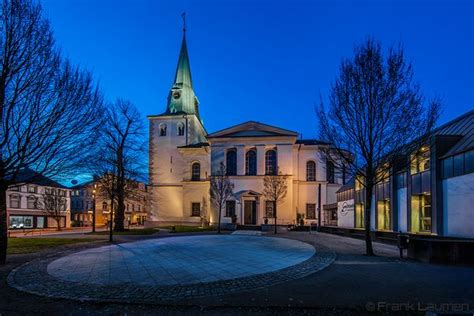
[7,235,335,303]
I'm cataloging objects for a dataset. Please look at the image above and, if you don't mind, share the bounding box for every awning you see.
[323,203,337,210]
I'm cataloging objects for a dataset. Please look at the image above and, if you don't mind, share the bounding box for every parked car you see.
[9,223,24,229]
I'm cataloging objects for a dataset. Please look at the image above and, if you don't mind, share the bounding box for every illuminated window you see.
[411,194,431,233]
[102,202,108,211]
[306,161,316,181]
[355,203,365,228]
[355,176,364,191]
[377,200,391,231]
[411,147,430,174]
[245,149,257,175]
[265,150,277,175]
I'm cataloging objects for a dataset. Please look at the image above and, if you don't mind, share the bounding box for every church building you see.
[147,30,345,227]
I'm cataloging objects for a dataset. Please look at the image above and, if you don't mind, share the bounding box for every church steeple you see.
[166,18,200,119]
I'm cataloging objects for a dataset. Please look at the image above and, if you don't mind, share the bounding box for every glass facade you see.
[411,147,430,175]
[442,150,474,179]
[377,200,391,231]
[411,194,432,233]
[355,203,365,228]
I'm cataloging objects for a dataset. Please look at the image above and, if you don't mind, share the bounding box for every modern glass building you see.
[332,110,474,238]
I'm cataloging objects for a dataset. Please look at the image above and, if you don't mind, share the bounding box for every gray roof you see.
[336,178,355,193]
[11,168,68,189]
[435,110,473,158]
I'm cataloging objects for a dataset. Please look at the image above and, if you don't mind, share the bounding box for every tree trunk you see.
[109,200,114,242]
[114,200,125,231]
[364,183,375,256]
[0,184,7,264]
[217,205,222,234]
[274,202,277,234]
[56,216,62,231]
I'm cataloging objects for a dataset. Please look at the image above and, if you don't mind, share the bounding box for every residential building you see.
[71,179,148,227]
[7,171,71,229]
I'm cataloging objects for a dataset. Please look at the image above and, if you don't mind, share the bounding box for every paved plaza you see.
[47,235,315,286]
[2,232,474,314]
[7,234,335,302]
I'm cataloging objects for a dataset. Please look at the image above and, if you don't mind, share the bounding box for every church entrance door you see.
[244,200,257,225]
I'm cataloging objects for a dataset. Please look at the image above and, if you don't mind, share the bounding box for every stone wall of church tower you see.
[147,114,207,225]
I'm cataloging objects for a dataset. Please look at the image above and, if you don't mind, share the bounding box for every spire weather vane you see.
[181,12,186,32]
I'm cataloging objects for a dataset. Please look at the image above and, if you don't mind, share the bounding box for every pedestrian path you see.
[231,230,263,236]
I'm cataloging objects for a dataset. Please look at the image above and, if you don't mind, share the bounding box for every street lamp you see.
[92,184,96,233]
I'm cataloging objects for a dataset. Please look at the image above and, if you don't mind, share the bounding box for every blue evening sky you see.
[42,0,473,139]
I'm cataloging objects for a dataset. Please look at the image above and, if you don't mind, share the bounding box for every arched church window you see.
[177,123,185,136]
[327,161,335,183]
[306,161,316,181]
[246,149,257,175]
[265,150,277,175]
[191,162,200,181]
[159,124,167,136]
[226,150,237,175]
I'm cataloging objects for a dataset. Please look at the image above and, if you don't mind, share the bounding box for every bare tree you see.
[40,188,67,231]
[0,0,103,264]
[317,38,439,255]
[210,162,234,233]
[94,99,146,234]
[262,171,288,234]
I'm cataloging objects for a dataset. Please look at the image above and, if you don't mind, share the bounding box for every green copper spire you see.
[166,25,200,119]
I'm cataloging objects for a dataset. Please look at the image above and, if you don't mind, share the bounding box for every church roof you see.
[173,33,193,89]
[207,121,298,139]
[296,139,330,146]
[177,142,209,149]
[161,30,201,120]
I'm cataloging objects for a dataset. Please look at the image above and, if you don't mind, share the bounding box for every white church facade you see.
[147,31,345,227]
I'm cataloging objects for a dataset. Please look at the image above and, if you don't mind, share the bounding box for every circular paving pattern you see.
[8,235,335,303]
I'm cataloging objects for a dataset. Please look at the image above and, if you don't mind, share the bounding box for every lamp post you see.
[92,184,96,233]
